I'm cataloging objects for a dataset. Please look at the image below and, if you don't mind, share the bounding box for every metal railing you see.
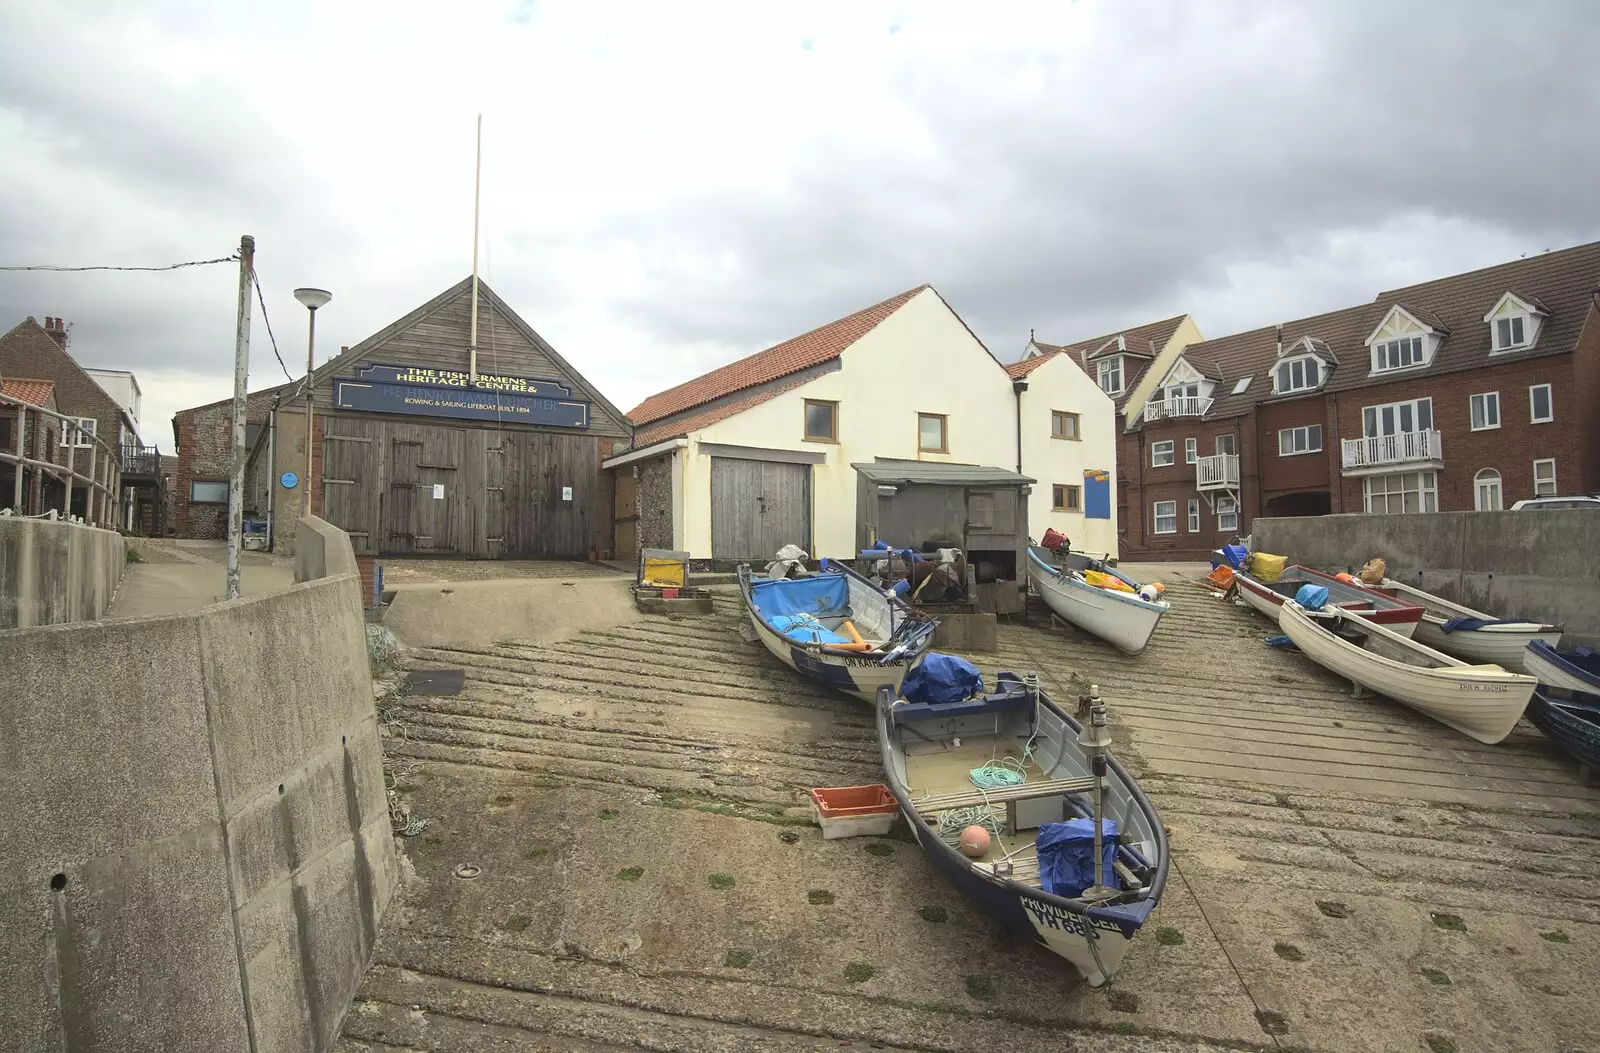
[1196,452,1239,489]
[1341,429,1443,470]
[121,444,162,476]
[1,391,123,527]
[1144,395,1212,420]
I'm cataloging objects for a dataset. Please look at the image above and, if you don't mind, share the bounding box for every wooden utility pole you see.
[226,234,255,600]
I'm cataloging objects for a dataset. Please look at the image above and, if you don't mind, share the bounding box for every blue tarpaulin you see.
[1441,617,1528,634]
[751,574,848,619]
[1037,818,1119,898]
[1294,584,1329,611]
[769,613,851,646]
[900,652,983,704]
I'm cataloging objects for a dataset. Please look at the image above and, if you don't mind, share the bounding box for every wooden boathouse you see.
[173,277,630,559]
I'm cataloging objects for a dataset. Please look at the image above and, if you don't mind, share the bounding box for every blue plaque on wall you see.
[331,362,590,429]
[280,471,299,489]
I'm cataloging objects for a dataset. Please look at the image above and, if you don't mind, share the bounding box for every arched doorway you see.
[1474,469,1502,511]
[1263,491,1332,518]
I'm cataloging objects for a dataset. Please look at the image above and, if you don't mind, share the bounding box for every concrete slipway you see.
[340,567,1600,1053]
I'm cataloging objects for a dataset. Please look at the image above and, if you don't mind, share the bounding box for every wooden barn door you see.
[321,417,379,553]
[710,457,810,560]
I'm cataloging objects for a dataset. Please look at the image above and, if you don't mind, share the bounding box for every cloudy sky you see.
[3,0,1597,450]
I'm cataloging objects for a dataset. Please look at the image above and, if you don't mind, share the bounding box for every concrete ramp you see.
[382,575,638,649]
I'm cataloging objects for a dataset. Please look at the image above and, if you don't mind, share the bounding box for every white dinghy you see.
[1373,578,1561,672]
[1026,547,1168,656]
[1277,599,1537,745]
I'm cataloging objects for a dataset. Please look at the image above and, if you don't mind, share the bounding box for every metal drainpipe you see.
[265,398,279,550]
[1012,378,1028,475]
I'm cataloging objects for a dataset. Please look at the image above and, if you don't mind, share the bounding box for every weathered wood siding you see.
[321,415,598,558]
[709,458,810,559]
[313,282,629,439]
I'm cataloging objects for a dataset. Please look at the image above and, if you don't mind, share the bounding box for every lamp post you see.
[293,288,332,522]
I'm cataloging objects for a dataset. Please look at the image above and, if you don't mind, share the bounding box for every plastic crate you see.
[809,784,898,839]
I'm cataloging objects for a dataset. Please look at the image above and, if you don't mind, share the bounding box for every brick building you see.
[1116,240,1600,559]
[172,277,629,558]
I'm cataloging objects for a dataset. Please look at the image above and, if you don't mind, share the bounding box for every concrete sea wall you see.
[0,516,397,1053]
[1252,509,1600,650]
[0,515,125,629]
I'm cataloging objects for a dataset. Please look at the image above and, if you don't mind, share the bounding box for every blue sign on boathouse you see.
[331,362,590,429]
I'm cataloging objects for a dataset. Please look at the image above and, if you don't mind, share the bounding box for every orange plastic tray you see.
[809,784,897,818]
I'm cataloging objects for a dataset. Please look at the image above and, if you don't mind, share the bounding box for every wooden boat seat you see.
[912,776,1096,815]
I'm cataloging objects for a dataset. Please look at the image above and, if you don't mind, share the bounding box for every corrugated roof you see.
[0,377,57,407]
[628,285,929,426]
[852,459,1036,486]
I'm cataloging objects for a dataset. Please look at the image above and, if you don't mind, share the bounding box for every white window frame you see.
[1153,500,1178,535]
[1231,376,1253,395]
[1474,468,1503,511]
[71,417,97,447]
[1493,314,1527,353]
[1277,424,1323,457]
[1273,356,1322,394]
[1532,459,1557,497]
[1373,336,1425,373]
[1363,471,1438,515]
[1217,496,1238,532]
[1363,397,1434,438]
[1184,438,1197,464]
[1469,392,1500,432]
[1097,357,1123,395]
[1187,499,1200,533]
[1215,434,1237,456]
[1529,383,1553,424]
[1150,440,1175,467]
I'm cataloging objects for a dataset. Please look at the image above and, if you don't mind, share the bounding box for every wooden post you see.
[227,234,255,600]
[11,405,24,511]
[61,422,75,519]
[86,442,98,526]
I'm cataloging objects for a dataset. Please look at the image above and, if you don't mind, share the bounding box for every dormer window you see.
[1097,357,1123,395]
[1484,292,1545,354]
[1374,336,1424,371]
[1365,305,1444,375]
[1274,356,1321,394]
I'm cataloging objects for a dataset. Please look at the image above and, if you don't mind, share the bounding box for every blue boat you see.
[737,561,937,703]
[876,676,1167,987]
[1527,688,1600,770]
[1524,640,1600,696]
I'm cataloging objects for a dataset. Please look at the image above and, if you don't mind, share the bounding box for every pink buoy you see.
[958,825,991,858]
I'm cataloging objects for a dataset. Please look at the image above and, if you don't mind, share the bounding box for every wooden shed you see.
[852,459,1035,613]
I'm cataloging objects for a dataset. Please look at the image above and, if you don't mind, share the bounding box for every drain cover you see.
[402,669,465,696]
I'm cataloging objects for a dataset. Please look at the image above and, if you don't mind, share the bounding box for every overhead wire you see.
[249,268,297,383]
[0,255,239,272]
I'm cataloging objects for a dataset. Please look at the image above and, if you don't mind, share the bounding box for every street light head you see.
[293,287,332,311]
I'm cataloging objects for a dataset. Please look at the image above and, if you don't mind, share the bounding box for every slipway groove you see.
[352,573,1600,1053]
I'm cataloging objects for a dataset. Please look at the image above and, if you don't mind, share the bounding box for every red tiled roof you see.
[631,374,817,447]
[1003,352,1059,379]
[628,285,929,425]
[1,377,56,407]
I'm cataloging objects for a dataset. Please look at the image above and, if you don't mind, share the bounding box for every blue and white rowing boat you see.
[1524,640,1600,696]
[737,560,937,703]
[876,676,1167,987]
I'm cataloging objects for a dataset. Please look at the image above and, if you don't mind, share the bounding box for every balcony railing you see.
[1144,395,1212,420]
[1341,429,1443,470]
[121,444,162,476]
[1196,453,1239,490]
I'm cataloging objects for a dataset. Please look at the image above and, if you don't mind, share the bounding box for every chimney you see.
[42,316,69,349]
[1275,325,1282,357]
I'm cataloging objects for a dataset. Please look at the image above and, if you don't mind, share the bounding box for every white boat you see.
[1373,578,1561,672]
[737,560,937,703]
[1233,565,1424,638]
[1026,547,1168,656]
[1277,599,1537,745]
